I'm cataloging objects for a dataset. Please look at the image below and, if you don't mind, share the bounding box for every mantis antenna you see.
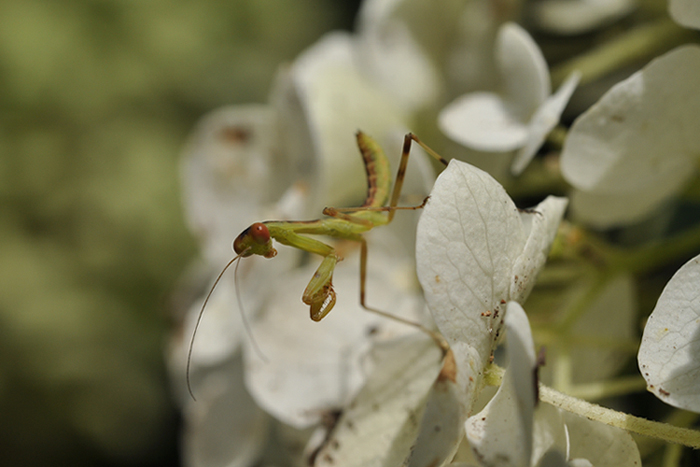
[186,247,267,401]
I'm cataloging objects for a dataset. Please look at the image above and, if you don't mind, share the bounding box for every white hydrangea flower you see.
[272,32,416,211]
[438,23,579,175]
[560,45,700,228]
[181,355,269,467]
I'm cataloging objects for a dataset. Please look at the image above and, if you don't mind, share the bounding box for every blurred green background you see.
[0,1,359,465]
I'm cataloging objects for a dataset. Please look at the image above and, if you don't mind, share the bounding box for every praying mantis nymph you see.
[187,131,449,399]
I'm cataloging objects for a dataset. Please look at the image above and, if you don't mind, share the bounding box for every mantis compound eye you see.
[233,222,271,255]
[249,222,270,244]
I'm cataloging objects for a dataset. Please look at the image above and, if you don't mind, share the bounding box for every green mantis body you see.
[234,132,440,321]
[187,131,447,399]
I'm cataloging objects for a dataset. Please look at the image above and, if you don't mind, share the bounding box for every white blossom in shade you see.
[180,105,285,264]
[353,0,445,112]
[353,0,508,110]
[416,159,567,414]
[244,234,429,429]
[669,0,700,30]
[182,355,269,467]
[561,411,641,467]
[406,368,465,467]
[560,45,700,228]
[438,23,579,175]
[530,0,637,35]
[271,32,417,211]
[638,253,700,412]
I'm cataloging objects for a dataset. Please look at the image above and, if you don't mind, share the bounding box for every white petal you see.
[183,355,269,467]
[532,405,569,466]
[465,303,571,467]
[511,196,569,304]
[669,0,700,30]
[407,365,465,467]
[439,92,529,151]
[562,411,641,466]
[568,177,681,229]
[465,302,537,467]
[466,378,530,467]
[245,246,425,429]
[439,23,552,154]
[314,333,444,467]
[180,279,242,370]
[497,22,550,118]
[355,5,442,111]
[280,32,409,210]
[181,105,281,263]
[561,46,700,196]
[532,0,636,35]
[357,0,484,93]
[638,253,700,412]
[511,72,580,176]
[417,160,526,409]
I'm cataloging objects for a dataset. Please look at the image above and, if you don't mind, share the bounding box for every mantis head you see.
[233,222,277,259]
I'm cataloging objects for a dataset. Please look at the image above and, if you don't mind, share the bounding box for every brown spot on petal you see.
[219,126,251,144]
[438,349,457,383]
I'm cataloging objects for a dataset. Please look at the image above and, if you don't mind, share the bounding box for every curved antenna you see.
[186,252,243,401]
[234,257,268,363]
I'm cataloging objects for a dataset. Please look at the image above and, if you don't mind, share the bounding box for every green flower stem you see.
[550,18,692,88]
[609,220,700,275]
[540,385,700,449]
[485,364,700,448]
[662,443,683,467]
[637,410,700,457]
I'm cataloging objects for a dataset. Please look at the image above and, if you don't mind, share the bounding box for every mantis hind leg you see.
[323,196,430,217]
[386,133,449,222]
[358,238,449,354]
[324,133,446,221]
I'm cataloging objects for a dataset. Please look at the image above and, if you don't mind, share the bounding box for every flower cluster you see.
[170,1,700,466]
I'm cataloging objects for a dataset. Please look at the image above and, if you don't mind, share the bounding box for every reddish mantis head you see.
[233,222,277,259]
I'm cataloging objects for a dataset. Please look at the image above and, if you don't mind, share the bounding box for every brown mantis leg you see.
[357,237,449,353]
[387,133,448,221]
